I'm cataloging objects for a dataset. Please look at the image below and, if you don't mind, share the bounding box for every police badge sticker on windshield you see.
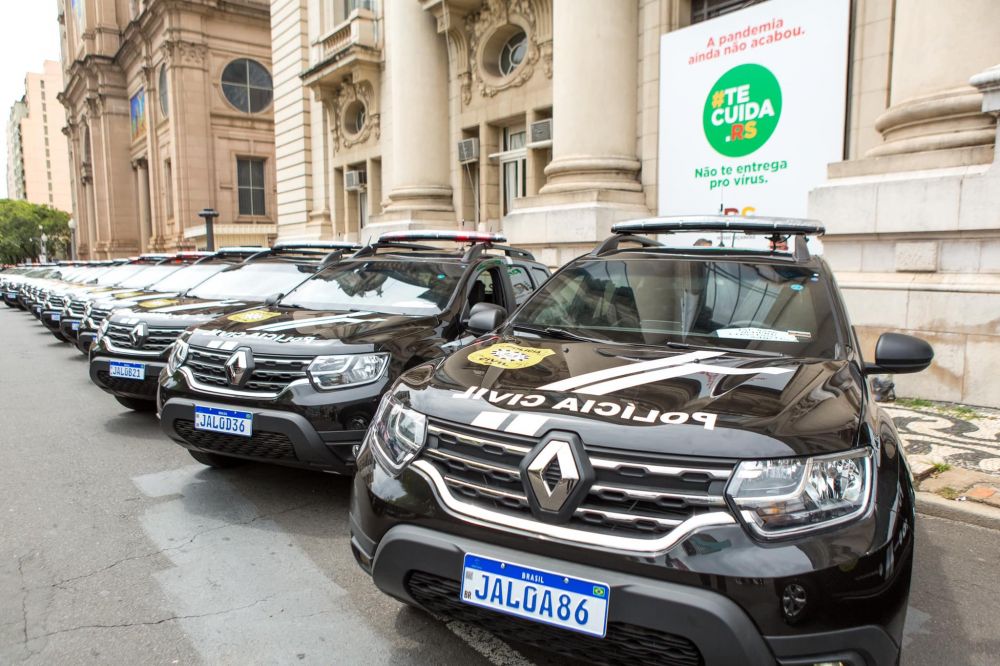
[228,310,282,324]
[467,343,554,370]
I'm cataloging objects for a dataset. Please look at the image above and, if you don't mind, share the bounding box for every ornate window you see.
[221,59,273,114]
[158,65,169,118]
[498,30,527,77]
[344,101,366,136]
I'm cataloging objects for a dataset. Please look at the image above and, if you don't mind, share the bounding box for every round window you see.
[158,65,169,117]
[498,30,527,77]
[221,59,273,114]
[344,100,367,135]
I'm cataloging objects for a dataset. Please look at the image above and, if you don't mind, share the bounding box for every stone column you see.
[867,0,1000,159]
[540,0,640,194]
[134,158,152,253]
[381,0,453,216]
[82,173,98,260]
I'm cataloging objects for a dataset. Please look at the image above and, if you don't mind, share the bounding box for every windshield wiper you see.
[664,341,787,358]
[511,323,611,344]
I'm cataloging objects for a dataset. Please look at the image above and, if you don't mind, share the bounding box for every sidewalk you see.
[885,399,1000,522]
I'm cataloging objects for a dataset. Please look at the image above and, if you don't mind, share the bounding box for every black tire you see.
[114,396,157,412]
[188,450,244,468]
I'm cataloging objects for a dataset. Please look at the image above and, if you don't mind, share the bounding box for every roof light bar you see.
[377,230,507,244]
[612,215,825,236]
[272,241,362,251]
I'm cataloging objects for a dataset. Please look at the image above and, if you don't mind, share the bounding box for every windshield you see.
[98,264,145,286]
[511,258,841,358]
[186,262,317,301]
[147,262,230,293]
[117,264,183,289]
[280,260,465,314]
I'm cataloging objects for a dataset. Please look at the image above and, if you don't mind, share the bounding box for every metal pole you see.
[198,208,219,251]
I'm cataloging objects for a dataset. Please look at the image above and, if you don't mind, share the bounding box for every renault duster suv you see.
[158,231,550,473]
[349,217,933,666]
[89,244,357,411]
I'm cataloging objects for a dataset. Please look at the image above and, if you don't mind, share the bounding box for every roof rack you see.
[353,230,533,261]
[272,241,362,251]
[377,230,506,244]
[607,215,825,261]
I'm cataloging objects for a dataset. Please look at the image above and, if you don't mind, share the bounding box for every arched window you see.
[221,59,273,114]
[158,65,169,117]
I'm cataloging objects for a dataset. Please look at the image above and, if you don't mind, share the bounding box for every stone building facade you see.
[59,0,277,259]
[6,60,72,211]
[271,0,1000,407]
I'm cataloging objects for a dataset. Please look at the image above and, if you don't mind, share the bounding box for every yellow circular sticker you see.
[228,309,281,324]
[467,343,555,370]
[139,298,179,309]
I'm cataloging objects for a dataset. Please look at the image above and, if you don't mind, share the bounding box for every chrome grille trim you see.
[589,457,732,480]
[414,460,736,554]
[428,424,532,455]
[180,346,313,398]
[589,483,727,507]
[575,506,683,528]
[444,476,527,502]
[425,449,521,478]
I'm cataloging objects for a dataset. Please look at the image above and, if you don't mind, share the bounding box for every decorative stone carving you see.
[162,39,208,69]
[328,80,380,151]
[463,0,552,101]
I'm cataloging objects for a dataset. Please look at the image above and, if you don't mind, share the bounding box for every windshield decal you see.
[715,327,798,342]
[139,298,179,309]
[468,343,555,370]
[228,309,281,324]
[247,312,377,331]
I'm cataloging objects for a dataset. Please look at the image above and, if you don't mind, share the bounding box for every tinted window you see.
[118,265,183,289]
[508,265,534,304]
[147,263,230,293]
[513,258,840,357]
[186,262,316,301]
[281,260,465,315]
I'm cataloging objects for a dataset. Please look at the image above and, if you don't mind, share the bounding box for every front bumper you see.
[3,290,20,308]
[59,317,82,342]
[350,445,914,666]
[356,524,899,666]
[90,356,165,401]
[40,310,68,340]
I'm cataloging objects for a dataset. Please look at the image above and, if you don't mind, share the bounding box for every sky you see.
[0,1,62,199]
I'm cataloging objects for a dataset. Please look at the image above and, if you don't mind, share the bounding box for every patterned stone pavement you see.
[886,402,1000,476]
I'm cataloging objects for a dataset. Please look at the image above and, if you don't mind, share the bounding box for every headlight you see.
[306,353,389,391]
[726,447,874,538]
[167,338,189,374]
[369,390,427,474]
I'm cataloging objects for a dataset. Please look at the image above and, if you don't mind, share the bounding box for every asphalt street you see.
[1,306,999,665]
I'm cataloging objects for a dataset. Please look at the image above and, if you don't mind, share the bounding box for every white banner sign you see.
[658,0,850,220]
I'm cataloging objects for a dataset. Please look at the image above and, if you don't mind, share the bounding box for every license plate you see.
[460,554,610,638]
[52,313,61,321]
[194,406,253,437]
[109,361,145,380]
[71,322,80,331]
[5,292,15,298]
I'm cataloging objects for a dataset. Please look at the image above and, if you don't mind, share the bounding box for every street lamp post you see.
[198,208,220,251]
[67,219,77,261]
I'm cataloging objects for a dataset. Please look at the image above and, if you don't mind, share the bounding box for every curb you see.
[916,491,1000,531]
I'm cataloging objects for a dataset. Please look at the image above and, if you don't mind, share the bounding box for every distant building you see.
[6,61,72,211]
[58,0,276,258]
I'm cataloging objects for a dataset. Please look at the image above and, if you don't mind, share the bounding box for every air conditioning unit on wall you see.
[345,170,367,191]
[458,138,480,164]
[530,119,552,143]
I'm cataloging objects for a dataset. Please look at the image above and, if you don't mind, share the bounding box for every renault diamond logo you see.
[224,348,253,387]
[525,439,581,512]
[129,323,148,347]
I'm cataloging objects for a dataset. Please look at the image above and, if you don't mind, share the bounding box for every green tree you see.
[0,200,71,264]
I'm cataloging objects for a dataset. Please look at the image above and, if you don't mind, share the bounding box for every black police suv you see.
[349,217,933,666]
[89,243,357,412]
[158,231,550,473]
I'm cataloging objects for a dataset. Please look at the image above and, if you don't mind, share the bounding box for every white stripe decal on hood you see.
[574,362,793,396]
[248,312,377,332]
[537,350,723,393]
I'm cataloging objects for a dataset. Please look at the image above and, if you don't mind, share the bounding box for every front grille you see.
[406,571,703,666]
[96,371,159,397]
[186,345,311,395]
[68,300,87,317]
[424,420,734,540]
[91,306,112,324]
[174,419,297,460]
[106,322,186,353]
[48,295,65,308]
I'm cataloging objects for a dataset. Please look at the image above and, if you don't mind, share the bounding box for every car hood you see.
[185,306,440,355]
[91,290,179,309]
[110,297,263,328]
[407,336,864,459]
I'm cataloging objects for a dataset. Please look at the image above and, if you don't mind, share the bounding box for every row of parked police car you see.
[1,219,935,665]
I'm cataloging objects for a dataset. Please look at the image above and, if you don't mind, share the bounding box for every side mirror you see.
[467,302,506,336]
[865,332,933,374]
[264,292,284,306]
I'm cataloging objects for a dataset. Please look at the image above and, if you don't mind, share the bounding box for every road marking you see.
[443,619,534,666]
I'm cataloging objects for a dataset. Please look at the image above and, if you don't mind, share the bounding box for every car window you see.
[508,265,534,304]
[186,261,317,301]
[512,257,840,357]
